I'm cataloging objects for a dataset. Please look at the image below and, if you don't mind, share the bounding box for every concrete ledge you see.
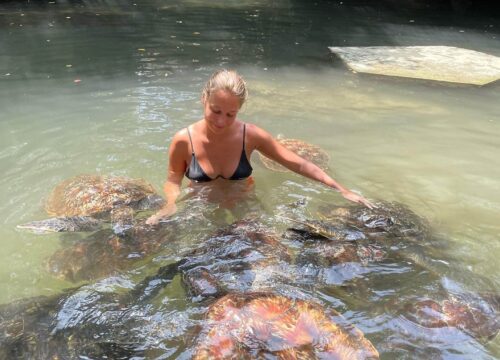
[329,46,500,85]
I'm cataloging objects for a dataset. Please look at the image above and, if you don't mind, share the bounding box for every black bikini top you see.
[185,124,253,182]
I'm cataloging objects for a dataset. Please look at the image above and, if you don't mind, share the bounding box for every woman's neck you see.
[200,119,239,141]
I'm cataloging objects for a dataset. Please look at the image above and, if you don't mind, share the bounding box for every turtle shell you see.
[45,217,179,282]
[193,292,379,359]
[402,295,500,341]
[45,175,157,217]
[180,219,293,297]
[317,201,430,242]
[259,138,330,172]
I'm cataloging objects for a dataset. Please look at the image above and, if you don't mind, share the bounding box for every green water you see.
[1,0,499,358]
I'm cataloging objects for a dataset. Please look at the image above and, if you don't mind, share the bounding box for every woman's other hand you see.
[146,204,177,225]
[341,190,375,209]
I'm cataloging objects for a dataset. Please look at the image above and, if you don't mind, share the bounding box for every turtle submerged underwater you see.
[193,292,379,359]
[259,137,330,172]
[398,292,500,342]
[17,174,165,234]
[135,218,295,301]
[45,217,182,282]
[316,201,430,242]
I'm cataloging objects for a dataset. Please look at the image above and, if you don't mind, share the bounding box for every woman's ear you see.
[201,93,207,105]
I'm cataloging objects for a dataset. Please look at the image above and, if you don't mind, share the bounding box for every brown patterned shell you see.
[402,296,500,341]
[317,201,431,242]
[194,292,379,359]
[259,138,330,172]
[45,175,157,217]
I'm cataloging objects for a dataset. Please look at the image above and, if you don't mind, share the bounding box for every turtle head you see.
[136,194,166,211]
[17,216,102,234]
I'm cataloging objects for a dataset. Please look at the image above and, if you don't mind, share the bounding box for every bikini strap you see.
[186,127,195,155]
[242,123,246,149]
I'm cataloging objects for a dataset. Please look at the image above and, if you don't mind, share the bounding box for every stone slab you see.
[329,46,500,85]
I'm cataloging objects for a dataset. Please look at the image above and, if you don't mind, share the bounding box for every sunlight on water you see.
[0,0,499,358]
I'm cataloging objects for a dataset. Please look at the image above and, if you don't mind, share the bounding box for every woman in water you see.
[146,69,373,225]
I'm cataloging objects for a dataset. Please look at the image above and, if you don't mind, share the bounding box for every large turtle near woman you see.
[315,201,431,242]
[17,174,165,234]
[259,137,330,172]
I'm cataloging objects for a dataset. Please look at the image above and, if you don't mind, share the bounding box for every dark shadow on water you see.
[1,0,499,81]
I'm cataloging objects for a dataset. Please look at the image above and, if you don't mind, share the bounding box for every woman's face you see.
[203,90,241,134]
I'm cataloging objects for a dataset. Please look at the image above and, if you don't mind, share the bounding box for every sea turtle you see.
[0,278,169,359]
[43,203,209,283]
[259,137,330,172]
[17,174,165,234]
[311,201,455,280]
[316,201,430,242]
[283,217,367,242]
[44,218,180,282]
[279,203,439,290]
[297,241,386,268]
[193,292,379,359]
[283,220,387,288]
[133,218,295,301]
[398,292,500,342]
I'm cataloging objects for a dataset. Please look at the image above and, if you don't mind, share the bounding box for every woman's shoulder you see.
[170,126,194,150]
[174,127,189,138]
[241,122,274,151]
[173,122,201,142]
[243,122,272,140]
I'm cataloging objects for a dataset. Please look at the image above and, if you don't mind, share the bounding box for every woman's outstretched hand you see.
[341,189,375,209]
[146,204,177,225]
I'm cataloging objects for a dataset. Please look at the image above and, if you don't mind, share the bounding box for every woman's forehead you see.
[208,90,240,110]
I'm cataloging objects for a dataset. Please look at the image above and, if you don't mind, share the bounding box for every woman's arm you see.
[252,125,374,208]
[146,131,189,225]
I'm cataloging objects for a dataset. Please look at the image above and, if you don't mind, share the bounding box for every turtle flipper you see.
[17,216,102,234]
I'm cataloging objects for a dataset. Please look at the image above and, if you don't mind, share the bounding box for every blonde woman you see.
[146,69,373,225]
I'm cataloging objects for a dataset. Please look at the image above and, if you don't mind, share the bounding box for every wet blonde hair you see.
[202,69,248,107]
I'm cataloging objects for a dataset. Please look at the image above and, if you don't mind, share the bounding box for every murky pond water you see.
[1,0,499,358]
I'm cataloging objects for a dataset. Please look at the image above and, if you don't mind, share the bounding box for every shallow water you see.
[1,0,499,358]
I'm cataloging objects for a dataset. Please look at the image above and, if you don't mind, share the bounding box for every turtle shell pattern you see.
[193,292,379,359]
[317,201,430,242]
[259,138,330,172]
[45,175,157,217]
[180,219,292,297]
[402,295,500,341]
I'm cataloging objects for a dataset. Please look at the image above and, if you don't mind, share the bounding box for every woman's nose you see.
[215,116,226,126]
